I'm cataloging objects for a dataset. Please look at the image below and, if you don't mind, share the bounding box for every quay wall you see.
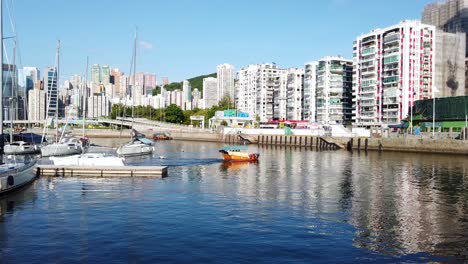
[30,128,468,154]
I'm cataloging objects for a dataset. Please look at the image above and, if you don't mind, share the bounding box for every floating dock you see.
[36,165,168,178]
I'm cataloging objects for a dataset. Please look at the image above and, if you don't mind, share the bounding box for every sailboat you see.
[116,29,154,157]
[40,41,86,157]
[0,0,37,195]
[3,33,40,155]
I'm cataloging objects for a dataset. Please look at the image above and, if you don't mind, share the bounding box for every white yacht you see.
[50,152,125,166]
[0,160,37,195]
[116,137,155,157]
[41,136,86,157]
[4,141,40,155]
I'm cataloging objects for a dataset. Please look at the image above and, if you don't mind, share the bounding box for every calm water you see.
[0,140,467,263]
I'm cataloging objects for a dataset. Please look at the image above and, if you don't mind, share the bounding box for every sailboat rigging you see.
[116,28,154,157]
[40,41,87,157]
[0,0,37,195]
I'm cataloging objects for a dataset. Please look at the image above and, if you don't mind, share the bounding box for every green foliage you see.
[152,86,161,95]
[221,120,228,126]
[108,95,237,128]
[152,73,217,95]
[162,82,183,91]
[187,72,216,94]
[164,104,185,124]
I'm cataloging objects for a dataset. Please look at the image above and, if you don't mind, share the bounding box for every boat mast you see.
[55,40,60,143]
[131,28,137,129]
[0,0,4,159]
[82,56,88,138]
[9,36,16,144]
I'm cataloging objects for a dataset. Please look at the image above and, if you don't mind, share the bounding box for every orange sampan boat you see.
[219,146,259,162]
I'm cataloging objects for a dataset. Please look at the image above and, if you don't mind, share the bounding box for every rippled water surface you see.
[0,140,467,263]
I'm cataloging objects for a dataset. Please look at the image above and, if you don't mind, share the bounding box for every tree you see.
[165,104,185,123]
[218,95,233,109]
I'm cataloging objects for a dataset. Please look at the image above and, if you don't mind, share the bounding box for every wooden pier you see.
[36,165,168,178]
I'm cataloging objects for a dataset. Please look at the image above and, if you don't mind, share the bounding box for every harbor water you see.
[0,140,467,263]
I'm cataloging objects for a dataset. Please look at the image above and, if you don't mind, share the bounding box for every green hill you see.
[153,73,217,95]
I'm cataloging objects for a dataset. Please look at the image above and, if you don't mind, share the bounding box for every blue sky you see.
[5,0,433,84]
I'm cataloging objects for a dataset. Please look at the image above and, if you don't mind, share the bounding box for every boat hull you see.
[0,161,37,195]
[4,144,41,155]
[41,144,83,157]
[117,144,154,157]
[221,152,259,162]
[50,153,125,166]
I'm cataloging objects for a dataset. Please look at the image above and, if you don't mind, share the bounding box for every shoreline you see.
[31,128,468,155]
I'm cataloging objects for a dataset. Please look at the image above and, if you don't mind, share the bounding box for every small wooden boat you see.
[219,146,259,162]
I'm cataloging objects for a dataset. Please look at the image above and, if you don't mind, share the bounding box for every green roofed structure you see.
[411,96,468,132]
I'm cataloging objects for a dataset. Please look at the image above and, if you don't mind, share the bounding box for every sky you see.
[4,0,434,84]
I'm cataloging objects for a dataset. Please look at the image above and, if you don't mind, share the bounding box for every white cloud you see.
[140,40,153,49]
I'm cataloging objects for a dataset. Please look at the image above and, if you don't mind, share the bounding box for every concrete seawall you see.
[31,128,468,155]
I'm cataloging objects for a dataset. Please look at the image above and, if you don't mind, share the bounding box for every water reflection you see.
[0,141,466,261]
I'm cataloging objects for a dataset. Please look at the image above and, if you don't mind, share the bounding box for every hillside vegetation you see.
[152,72,217,95]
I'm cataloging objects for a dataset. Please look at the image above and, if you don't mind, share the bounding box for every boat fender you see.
[7,175,14,186]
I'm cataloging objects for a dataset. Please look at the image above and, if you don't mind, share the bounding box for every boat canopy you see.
[220,145,248,151]
[135,137,153,145]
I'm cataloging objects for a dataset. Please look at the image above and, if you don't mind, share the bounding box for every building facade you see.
[217,63,235,101]
[44,66,58,118]
[28,88,46,121]
[353,21,438,127]
[316,56,353,125]
[422,0,468,55]
[303,62,318,121]
[286,68,305,120]
[236,63,286,122]
[203,77,218,109]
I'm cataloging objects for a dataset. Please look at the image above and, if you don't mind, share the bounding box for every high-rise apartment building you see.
[303,62,318,121]
[87,95,110,118]
[316,56,353,125]
[203,77,218,109]
[111,68,126,98]
[28,88,46,121]
[286,68,305,120]
[101,65,110,85]
[192,88,201,109]
[422,0,468,55]
[236,63,286,121]
[353,20,440,127]
[217,64,234,101]
[91,64,101,84]
[182,80,192,109]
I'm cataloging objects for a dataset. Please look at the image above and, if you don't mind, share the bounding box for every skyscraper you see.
[91,64,101,84]
[285,68,305,120]
[303,62,318,121]
[44,66,58,118]
[353,21,441,126]
[202,77,218,109]
[217,63,234,101]
[236,63,286,121]
[28,88,46,121]
[422,0,468,56]
[101,65,110,85]
[316,56,353,125]
[183,80,192,109]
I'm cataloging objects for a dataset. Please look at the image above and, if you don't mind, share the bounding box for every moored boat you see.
[219,146,259,162]
[4,141,40,155]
